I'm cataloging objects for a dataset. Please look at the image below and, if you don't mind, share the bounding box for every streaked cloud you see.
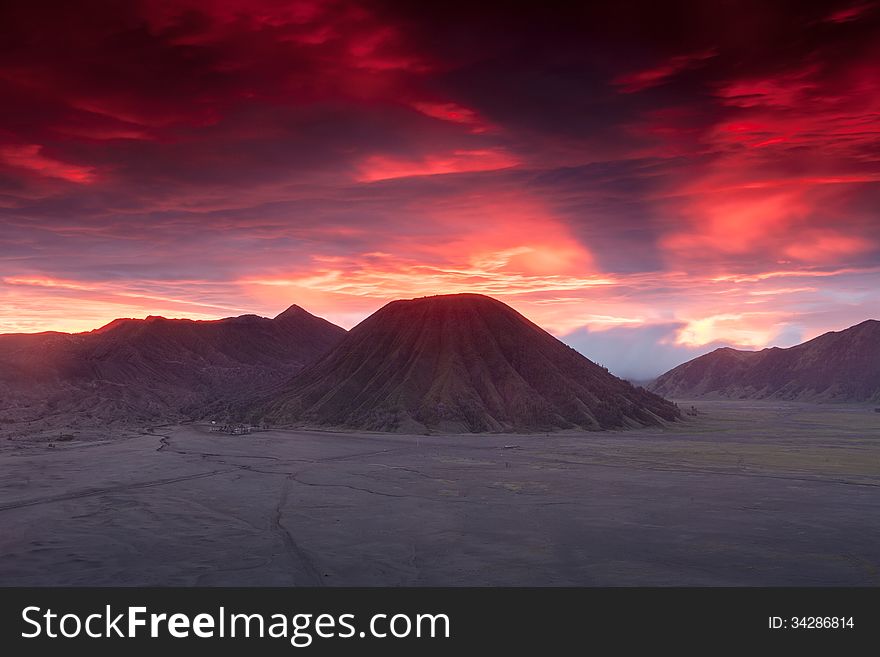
[0,0,877,375]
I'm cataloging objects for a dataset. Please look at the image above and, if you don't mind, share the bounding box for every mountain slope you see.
[262,294,680,432]
[0,305,345,431]
[650,319,880,402]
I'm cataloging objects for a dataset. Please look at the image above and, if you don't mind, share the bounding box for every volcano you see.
[262,294,679,432]
[0,305,345,430]
[650,319,880,402]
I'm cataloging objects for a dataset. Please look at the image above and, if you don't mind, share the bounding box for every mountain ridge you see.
[650,319,880,402]
[0,305,346,433]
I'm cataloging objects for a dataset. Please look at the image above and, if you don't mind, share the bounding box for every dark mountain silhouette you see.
[261,294,680,432]
[0,305,345,431]
[650,319,880,402]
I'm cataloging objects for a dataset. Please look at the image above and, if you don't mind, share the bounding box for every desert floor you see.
[1,400,878,586]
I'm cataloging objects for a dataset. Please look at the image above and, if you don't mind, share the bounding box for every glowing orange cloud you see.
[238,257,875,347]
[711,265,880,283]
[0,0,877,375]
[661,170,876,268]
[674,312,788,348]
[2,262,874,360]
[656,53,879,269]
[662,189,808,255]
[784,233,873,261]
[239,191,611,333]
[0,276,247,333]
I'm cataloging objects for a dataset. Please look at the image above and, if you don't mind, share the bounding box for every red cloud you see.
[716,66,821,109]
[825,2,875,23]
[0,144,95,183]
[357,149,519,182]
[1,0,878,363]
[410,101,494,133]
[614,49,717,93]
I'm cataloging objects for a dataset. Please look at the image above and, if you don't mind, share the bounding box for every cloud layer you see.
[1,0,878,377]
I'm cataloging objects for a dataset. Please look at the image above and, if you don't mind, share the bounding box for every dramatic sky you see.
[1,0,878,378]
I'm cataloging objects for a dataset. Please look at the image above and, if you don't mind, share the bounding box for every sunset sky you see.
[1,0,878,378]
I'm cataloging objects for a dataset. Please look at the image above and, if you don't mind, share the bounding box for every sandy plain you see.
[1,400,878,586]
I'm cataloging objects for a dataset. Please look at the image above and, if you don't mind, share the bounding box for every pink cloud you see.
[410,101,494,133]
[357,149,519,182]
[0,144,95,183]
[784,232,874,261]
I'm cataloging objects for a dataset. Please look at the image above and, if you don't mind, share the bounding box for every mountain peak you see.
[263,293,679,433]
[404,292,495,302]
[274,304,308,320]
[388,293,502,309]
[0,303,348,429]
